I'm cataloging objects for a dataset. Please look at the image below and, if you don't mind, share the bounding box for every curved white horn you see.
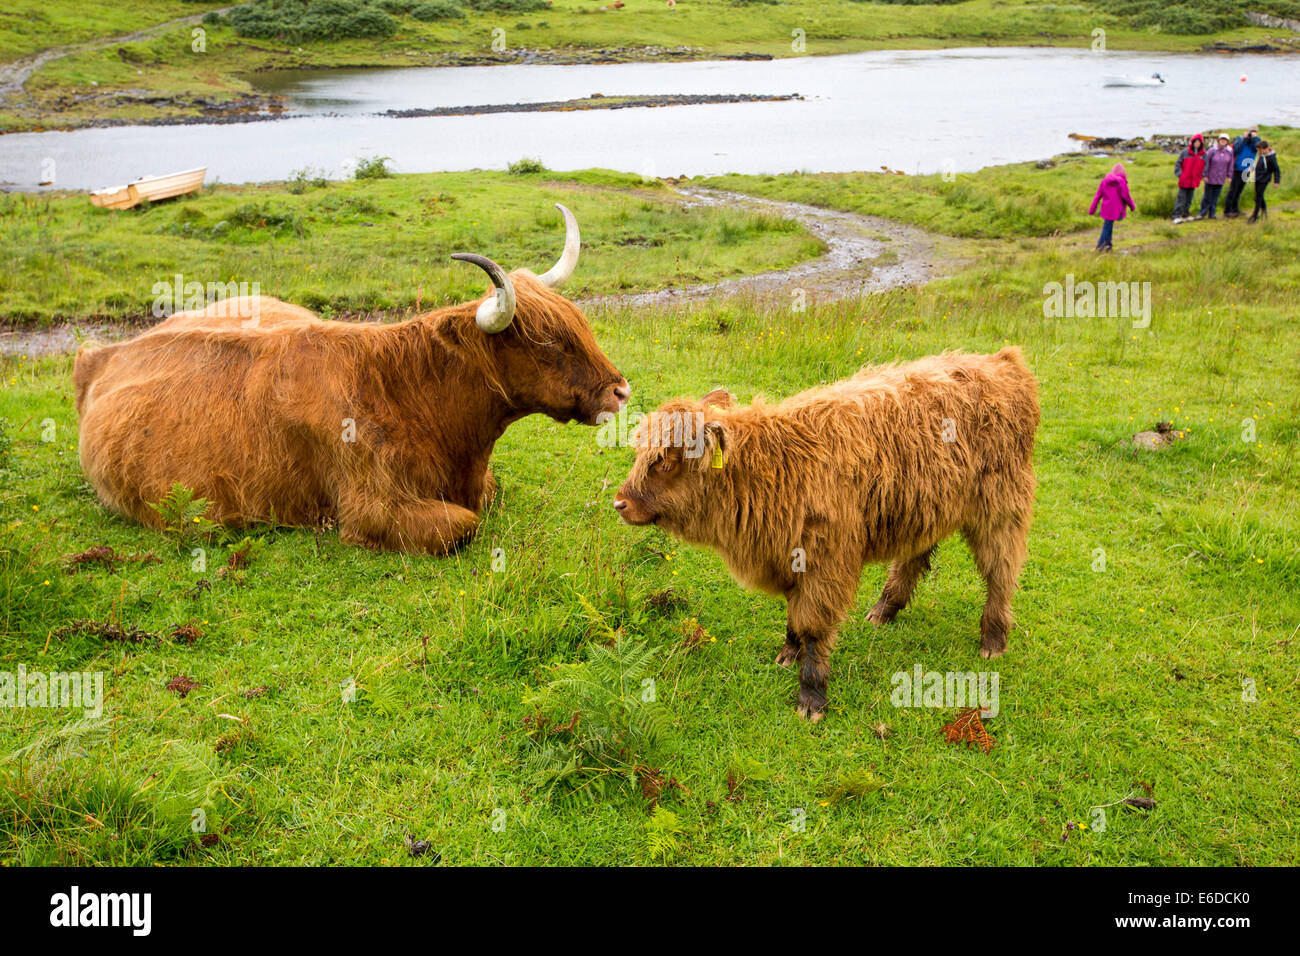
[537,202,580,288]
[451,253,516,333]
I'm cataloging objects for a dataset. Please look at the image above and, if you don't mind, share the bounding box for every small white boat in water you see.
[1103,73,1165,88]
[90,167,206,210]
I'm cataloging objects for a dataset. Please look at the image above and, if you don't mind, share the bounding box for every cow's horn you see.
[452,253,516,333]
[537,203,580,288]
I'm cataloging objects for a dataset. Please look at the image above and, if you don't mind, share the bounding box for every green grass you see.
[0,168,822,325]
[705,126,1300,238]
[3,0,1296,131]
[0,1,224,63]
[1,153,1297,864]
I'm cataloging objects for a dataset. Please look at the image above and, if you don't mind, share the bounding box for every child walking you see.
[1089,163,1136,252]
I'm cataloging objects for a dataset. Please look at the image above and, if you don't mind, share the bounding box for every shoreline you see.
[3,33,1298,135]
[0,91,803,136]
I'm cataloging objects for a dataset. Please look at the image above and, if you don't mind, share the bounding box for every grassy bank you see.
[4,0,1299,131]
[705,126,1300,238]
[1,155,1297,864]
[0,166,821,326]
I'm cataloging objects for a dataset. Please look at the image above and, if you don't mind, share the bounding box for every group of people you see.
[1087,127,1282,252]
[1173,128,1281,222]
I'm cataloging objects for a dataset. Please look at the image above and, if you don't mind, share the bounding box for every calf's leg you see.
[868,545,936,625]
[775,625,803,667]
[963,515,1030,659]
[786,577,855,722]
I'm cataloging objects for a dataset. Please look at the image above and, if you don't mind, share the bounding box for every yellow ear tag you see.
[711,448,726,469]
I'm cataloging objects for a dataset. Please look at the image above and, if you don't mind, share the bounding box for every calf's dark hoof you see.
[867,599,900,626]
[775,643,801,667]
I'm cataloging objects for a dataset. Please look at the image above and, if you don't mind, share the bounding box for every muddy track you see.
[0,6,244,105]
[0,189,955,357]
[591,186,958,309]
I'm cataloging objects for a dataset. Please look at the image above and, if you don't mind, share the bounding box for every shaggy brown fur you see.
[74,272,628,554]
[614,348,1039,720]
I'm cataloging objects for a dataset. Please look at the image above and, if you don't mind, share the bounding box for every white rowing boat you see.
[1103,73,1165,88]
[90,167,206,210]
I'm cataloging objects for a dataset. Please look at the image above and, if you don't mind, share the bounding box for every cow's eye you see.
[655,458,677,476]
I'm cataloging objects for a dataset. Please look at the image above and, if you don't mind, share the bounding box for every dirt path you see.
[0,6,243,105]
[0,189,955,357]
[592,186,957,309]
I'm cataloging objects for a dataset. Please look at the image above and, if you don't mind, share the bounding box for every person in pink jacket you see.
[1088,162,1136,252]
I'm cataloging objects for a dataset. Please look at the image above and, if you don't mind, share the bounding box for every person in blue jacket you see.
[1223,127,1260,218]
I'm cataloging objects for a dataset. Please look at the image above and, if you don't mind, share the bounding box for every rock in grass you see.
[1132,421,1184,451]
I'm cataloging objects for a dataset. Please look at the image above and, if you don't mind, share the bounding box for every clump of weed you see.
[822,768,885,805]
[148,482,218,547]
[63,545,160,572]
[507,157,546,176]
[287,166,330,193]
[644,806,683,861]
[52,619,159,645]
[354,155,394,180]
[0,719,240,864]
[522,638,677,803]
[411,0,466,19]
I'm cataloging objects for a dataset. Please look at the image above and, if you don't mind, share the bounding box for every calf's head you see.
[614,389,735,532]
[451,204,629,425]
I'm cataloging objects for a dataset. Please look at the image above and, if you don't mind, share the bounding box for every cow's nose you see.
[613,382,631,403]
[613,498,628,511]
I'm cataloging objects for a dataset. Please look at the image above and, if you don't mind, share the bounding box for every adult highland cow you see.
[75,204,630,554]
[614,348,1039,720]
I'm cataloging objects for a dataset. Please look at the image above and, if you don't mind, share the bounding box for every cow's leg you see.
[868,545,936,625]
[963,515,1030,659]
[339,492,480,555]
[479,466,497,512]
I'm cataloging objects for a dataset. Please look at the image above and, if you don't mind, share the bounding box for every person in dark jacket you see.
[1200,133,1234,219]
[1172,134,1206,220]
[1247,142,1281,223]
[1224,127,1260,217]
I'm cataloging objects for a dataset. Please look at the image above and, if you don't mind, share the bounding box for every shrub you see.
[354,155,394,180]
[225,202,309,237]
[411,1,466,19]
[229,0,398,42]
[463,0,550,12]
[288,166,330,193]
[507,156,546,175]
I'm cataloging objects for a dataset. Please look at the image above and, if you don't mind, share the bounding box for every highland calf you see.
[614,348,1039,720]
[75,204,630,554]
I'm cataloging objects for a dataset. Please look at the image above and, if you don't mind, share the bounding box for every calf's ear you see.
[703,419,728,456]
[701,388,735,410]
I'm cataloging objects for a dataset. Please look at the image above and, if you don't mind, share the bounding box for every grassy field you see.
[0,166,821,325]
[3,0,1297,131]
[1,136,1297,864]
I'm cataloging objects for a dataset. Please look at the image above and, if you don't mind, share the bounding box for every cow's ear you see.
[701,388,735,410]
